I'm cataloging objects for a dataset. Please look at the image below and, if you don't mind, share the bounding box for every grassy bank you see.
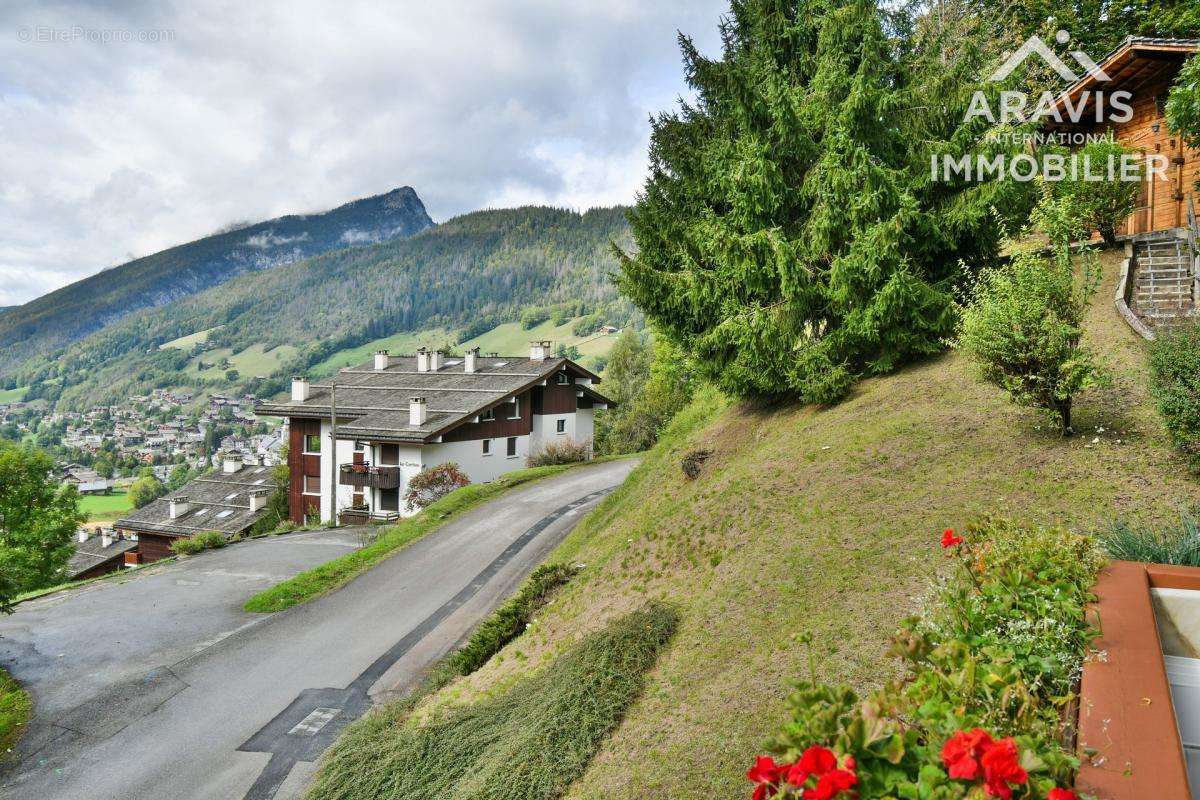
[383,249,1196,799]
[0,668,30,754]
[244,459,628,614]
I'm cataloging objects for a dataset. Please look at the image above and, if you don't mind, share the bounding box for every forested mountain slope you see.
[20,206,633,410]
[0,186,434,375]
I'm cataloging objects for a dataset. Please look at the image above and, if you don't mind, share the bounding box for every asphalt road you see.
[0,459,635,800]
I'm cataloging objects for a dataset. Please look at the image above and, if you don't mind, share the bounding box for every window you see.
[506,437,517,458]
[556,419,566,434]
[379,443,399,465]
[508,398,521,419]
[303,434,321,454]
[303,475,321,495]
[557,373,569,385]
[481,408,496,422]
[224,492,239,500]
[379,487,399,512]
[216,510,233,519]
[482,439,492,456]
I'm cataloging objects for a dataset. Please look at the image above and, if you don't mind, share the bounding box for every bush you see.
[448,563,578,675]
[1167,55,1200,190]
[572,313,604,337]
[959,244,1107,435]
[525,439,589,467]
[171,530,227,555]
[1047,139,1142,245]
[1150,324,1200,465]
[519,306,550,330]
[128,475,167,509]
[404,463,470,512]
[308,603,678,800]
[747,518,1105,800]
[1101,512,1200,565]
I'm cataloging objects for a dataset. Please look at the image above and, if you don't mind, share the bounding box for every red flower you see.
[803,768,858,800]
[747,756,782,800]
[797,745,838,776]
[980,738,1028,800]
[783,761,810,787]
[941,528,964,548]
[941,728,993,780]
[1047,790,1078,800]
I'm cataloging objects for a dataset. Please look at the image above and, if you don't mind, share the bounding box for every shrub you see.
[171,530,227,556]
[308,603,679,800]
[525,439,589,467]
[128,475,167,509]
[1150,324,1200,465]
[519,306,550,330]
[959,245,1107,435]
[404,463,470,512]
[1047,139,1142,245]
[1167,55,1200,190]
[748,517,1105,800]
[1101,512,1200,565]
[448,563,578,675]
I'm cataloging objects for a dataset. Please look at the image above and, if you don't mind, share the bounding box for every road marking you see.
[288,708,339,737]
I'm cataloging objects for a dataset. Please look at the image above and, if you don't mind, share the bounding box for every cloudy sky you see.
[0,1,726,306]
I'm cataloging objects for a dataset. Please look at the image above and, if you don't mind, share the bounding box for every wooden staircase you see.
[1131,232,1196,329]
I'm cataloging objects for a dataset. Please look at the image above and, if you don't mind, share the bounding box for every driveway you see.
[0,458,635,800]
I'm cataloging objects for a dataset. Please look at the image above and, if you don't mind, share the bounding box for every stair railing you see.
[1189,194,1199,304]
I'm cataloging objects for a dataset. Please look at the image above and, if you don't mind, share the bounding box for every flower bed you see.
[749,517,1106,800]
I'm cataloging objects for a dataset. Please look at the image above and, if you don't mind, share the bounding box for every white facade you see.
[312,406,596,523]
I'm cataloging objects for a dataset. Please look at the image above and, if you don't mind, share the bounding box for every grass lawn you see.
[308,328,453,378]
[0,668,30,755]
[158,326,220,350]
[0,386,27,404]
[79,489,133,523]
[461,317,619,371]
[381,249,1198,800]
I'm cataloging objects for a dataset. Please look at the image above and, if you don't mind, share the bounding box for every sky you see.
[0,0,726,306]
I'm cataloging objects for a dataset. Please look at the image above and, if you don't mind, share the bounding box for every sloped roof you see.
[115,464,278,538]
[1047,36,1198,127]
[67,536,137,578]
[255,354,611,443]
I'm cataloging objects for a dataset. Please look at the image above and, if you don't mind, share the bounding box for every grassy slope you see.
[462,318,619,370]
[402,250,1196,799]
[79,489,133,522]
[158,326,220,350]
[0,668,30,755]
[0,386,27,404]
[308,329,453,378]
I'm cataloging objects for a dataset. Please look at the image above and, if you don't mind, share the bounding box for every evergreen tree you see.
[617,0,1026,402]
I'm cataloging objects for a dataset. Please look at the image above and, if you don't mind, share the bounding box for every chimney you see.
[409,396,427,427]
[530,340,551,361]
[430,350,443,371]
[101,531,112,548]
[77,529,88,543]
[243,453,258,467]
[223,456,242,474]
[374,350,389,371]
[169,496,189,519]
[291,376,310,403]
[416,348,429,373]
[464,347,479,373]
[249,489,268,513]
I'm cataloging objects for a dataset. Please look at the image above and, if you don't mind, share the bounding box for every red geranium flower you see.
[747,755,782,800]
[980,738,1028,800]
[941,728,993,780]
[1047,790,1078,800]
[941,528,964,548]
[803,768,858,800]
[783,761,810,787]
[797,745,838,776]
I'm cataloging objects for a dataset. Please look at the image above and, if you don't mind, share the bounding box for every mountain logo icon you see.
[988,30,1110,84]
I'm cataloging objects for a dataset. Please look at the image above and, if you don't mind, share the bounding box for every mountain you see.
[20,206,634,410]
[0,186,434,375]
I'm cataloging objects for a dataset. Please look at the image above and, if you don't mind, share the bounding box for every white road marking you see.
[288,707,340,737]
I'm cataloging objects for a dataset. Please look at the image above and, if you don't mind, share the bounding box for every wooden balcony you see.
[338,464,401,490]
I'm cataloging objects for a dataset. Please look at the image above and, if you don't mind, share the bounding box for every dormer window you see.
[481,408,496,422]
[508,398,521,419]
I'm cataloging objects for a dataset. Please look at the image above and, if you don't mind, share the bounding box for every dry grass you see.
[356,250,1192,799]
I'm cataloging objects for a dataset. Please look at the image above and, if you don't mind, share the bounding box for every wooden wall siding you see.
[442,389,533,443]
[74,558,124,580]
[138,533,176,563]
[537,381,581,415]
[288,418,322,524]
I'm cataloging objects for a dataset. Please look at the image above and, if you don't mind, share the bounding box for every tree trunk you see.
[1057,399,1073,436]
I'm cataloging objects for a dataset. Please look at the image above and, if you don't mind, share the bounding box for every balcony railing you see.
[338,463,401,489]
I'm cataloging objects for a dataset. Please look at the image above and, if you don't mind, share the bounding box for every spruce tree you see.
[617,0,1026,402]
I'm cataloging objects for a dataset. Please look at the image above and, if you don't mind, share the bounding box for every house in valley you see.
[254,343,612,525]
[114,455,278,563]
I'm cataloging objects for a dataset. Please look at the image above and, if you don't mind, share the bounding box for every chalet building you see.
[1047,37,1198,236]
[115,456,278,563]
[66,528,137,580]
[255,343,612,525]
